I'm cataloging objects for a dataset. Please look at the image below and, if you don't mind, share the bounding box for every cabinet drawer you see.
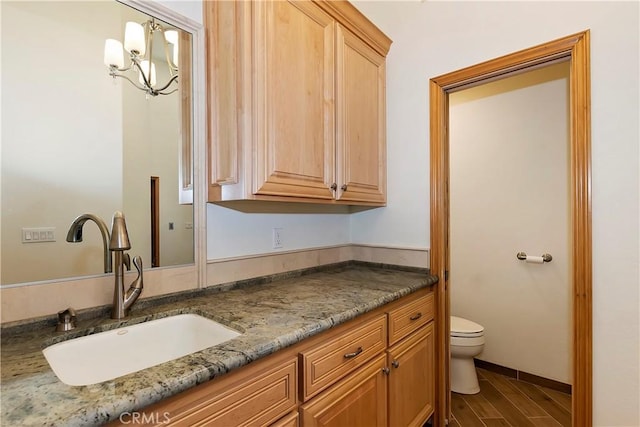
[168,358,297,427]
[388,292,434,346]
[300,314,386,401]
[271,411,299,427]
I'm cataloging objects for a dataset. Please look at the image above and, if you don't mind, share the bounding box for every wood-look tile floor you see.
[450,368,572,427]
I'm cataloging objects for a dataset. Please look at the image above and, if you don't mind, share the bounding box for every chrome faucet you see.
[66,214,112,273]
[66,211,143,319]
[109,211,143,319]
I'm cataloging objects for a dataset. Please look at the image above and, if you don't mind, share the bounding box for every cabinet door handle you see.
[341,184,348,191]
[330,183,337,191]
[382,367,390,375]
[410,312,422,321]
[392,360,400,369]
[343,346,363,359]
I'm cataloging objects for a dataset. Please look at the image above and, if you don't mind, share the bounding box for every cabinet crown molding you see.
[314,0,393,55]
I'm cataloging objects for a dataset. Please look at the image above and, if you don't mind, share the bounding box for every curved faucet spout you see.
[66,214,112,273]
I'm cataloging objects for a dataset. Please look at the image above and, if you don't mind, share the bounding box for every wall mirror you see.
[1,0,196,286]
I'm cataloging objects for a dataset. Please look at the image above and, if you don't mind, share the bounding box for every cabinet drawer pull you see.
[409,312,422,321]
[392,360,400,369]
[343,347,363,359]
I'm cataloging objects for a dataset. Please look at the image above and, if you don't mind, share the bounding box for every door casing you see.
[429,30,591,426]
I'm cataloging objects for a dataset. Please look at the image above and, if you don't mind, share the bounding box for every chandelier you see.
[103,18,179,97]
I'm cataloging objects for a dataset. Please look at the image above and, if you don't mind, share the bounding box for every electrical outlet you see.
[272,228,283,249]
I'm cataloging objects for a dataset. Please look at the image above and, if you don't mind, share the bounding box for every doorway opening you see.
[151,176,160,268]
[430,31,591,426]
[448,61,572,426]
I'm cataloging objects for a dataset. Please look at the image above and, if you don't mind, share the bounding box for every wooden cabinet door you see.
[253,0,336,200]
[300,354,387,427]
[335,25,386,204]
[388,323,435,427]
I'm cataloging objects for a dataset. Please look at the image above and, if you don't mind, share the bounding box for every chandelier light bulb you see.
[104,39,124,68]
[164,30,178,45]
[164,30,179,66]
[172,43,179,67]
[124,22,145,55]
[139,60,157,86]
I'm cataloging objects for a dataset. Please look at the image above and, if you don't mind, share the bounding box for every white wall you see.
[450,63,571,383]
[351,1,639,425]
[1,2,123,283]
[207,205,351,260]
[155,1,202,25]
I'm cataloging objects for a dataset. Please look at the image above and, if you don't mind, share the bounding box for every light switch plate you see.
[22,227,56,243]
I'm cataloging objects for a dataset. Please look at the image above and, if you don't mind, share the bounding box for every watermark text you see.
[119,411,171,425]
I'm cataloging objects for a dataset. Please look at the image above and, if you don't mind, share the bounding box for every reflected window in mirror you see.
[1,1,194,286]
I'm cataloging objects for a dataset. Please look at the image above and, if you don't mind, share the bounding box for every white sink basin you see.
[43,314,241,386]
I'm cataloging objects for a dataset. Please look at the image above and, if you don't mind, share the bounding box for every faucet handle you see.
[123,253,131,271]
[131,256,143,289]
[56,307,77,332]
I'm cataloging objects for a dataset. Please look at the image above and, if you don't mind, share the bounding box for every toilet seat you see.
[451,316,484,338]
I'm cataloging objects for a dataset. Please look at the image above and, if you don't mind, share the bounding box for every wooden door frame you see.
[430,31,591,426]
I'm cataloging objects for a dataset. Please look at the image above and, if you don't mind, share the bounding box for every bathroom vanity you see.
[0,264,437,426]
[111,280,435,426]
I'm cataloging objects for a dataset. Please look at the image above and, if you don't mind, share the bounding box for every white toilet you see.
[450,316,485,394]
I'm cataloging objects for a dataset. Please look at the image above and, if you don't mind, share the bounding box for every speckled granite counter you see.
[1,263,437,426]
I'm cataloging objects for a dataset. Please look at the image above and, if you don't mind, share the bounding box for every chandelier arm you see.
[153,75,179,93]
[109,62,135,76]
[157,88,179,96]
[110,73,152,93]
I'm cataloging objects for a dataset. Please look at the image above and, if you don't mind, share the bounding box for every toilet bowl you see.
[450,316,485,394]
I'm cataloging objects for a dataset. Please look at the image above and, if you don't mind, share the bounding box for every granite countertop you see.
[1,263,437,426]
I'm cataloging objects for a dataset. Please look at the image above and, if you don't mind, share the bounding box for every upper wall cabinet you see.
[205,0,392,208]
